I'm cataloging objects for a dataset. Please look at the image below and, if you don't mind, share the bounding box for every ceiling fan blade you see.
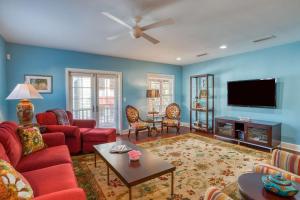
[141,18,174,31]
[141,33,160,44]
[106,31,129,41]
[106,35,120,41]
[102,12,132,30]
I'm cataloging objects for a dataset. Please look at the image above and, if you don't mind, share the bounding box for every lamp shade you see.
[146,89,160,98]
[6,83,43,100]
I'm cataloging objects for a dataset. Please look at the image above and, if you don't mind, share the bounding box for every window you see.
[147,73,174,114]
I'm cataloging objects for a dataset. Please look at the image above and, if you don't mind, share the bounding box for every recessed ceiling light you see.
[176,57,182,61]
[219,45,227,49]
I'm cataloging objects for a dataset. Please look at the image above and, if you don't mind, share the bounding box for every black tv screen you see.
[227,79,276,108]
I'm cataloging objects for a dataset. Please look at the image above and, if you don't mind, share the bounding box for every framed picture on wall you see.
[24,75,53,93]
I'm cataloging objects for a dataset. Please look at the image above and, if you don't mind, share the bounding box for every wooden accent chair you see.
[253,149,300,183]
[161,103,181,134]
[204,187,232,200]
[125,105,151,139]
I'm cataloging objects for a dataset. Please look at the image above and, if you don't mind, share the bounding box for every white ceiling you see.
[0,0,300,65]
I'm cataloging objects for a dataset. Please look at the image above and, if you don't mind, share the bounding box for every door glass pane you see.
[97,75,117,128]
[71,75,93,119]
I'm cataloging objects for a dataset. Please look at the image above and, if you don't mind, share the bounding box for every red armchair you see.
[36,111,96,154]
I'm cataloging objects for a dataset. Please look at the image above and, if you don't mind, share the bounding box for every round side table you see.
[238,173,300,200]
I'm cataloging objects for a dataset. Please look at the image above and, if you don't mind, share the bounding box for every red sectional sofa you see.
[36,110,117,153]
[0,121,86,200]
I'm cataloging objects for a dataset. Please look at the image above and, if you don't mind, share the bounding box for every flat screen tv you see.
[227,79,276,108]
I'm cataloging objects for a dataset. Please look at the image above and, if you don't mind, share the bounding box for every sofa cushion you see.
[0,121,22,167]
[36,112,58,125]
[79,128,92,134]
[22,163,78,197]
[0,159,34,199]
[82,128,116,142]
[16,145,71,172]
[0,143,10,163]
[18,126,46,156]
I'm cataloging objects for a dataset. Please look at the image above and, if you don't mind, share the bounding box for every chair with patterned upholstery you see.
[204,187,232,200]
[125,105,151,139]
[161,103,181,134]
[253,149,300,183]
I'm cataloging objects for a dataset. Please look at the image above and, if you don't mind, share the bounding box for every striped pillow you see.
[272,149,300,175]
[204,187,232,200]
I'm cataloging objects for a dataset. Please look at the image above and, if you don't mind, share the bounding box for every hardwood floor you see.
[118,126,299,154]
[118,126,213,144]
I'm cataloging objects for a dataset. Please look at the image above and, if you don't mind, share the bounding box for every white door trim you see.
[65,68,123,132]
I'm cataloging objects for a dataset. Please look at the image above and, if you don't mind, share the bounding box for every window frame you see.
[147,73,175,115]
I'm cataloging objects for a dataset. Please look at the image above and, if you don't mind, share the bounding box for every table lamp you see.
[146,89,160,114]
[6,83,43,126]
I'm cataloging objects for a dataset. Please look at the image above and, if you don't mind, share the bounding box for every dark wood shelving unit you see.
[190,74,214,133]
[215,116,281,152]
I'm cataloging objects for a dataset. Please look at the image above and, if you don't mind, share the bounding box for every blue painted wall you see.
[182,41,300,144]
[0,35,7,121]
[5,43,182,129]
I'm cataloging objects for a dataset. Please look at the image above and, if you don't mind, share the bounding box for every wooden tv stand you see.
[215,116,281,152]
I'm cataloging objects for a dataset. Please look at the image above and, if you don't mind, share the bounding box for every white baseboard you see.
[280,142,300,152]
[181,122,190,128]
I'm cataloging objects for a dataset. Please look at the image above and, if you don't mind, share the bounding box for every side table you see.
[238,172,300,200]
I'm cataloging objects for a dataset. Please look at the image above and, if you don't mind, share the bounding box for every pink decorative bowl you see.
[128,150,142,161]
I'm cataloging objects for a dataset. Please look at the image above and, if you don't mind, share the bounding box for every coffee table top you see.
[93,140,176,187]
[238,173,300,200]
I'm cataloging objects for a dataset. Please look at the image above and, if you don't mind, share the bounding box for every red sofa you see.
[36,110,117,153]
[0,121,86,200]
[36,111,96,154]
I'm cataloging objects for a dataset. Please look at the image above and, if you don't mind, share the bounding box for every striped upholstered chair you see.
[204,187,232,200]
[253,149,300,183]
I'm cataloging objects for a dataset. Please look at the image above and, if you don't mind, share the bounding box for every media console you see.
[215,116,281,152]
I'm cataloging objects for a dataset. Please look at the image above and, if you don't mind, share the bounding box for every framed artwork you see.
[24,75,53,93]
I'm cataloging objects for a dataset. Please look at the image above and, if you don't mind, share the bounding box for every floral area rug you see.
[72,133,271,200]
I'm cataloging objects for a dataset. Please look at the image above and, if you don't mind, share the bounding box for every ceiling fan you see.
[102,12,174,44]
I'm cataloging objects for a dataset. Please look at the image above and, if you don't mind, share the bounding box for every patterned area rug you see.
[72,133,271,200]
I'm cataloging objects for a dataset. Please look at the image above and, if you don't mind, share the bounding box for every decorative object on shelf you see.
[128,150,142,161]
[190,74,214,133]
[199,90,207,98]
[262,173,298,197]
[146,89,160,113]
[24,74,53,93]
[6,83,43,126]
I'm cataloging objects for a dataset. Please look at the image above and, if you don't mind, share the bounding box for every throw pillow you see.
[0,159,34,199]
[18,126,46,156]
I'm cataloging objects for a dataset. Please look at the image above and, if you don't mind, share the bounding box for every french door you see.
[67,70,121,131]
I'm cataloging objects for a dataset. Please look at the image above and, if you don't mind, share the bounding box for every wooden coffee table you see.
[93,141,176,200]
[238,172,300,200]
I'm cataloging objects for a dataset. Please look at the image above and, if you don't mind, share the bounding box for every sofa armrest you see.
[42,132,65,147]
[253,163,300,183]
[72,119,96,128]
[204,187,232,200]
[45,125,80,138]
[33,188,86,200]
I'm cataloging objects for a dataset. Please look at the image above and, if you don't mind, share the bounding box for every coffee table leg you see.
[107,164,110,185]
[129,186,132,200]
[171,171,174,198]
[94,153,97,167]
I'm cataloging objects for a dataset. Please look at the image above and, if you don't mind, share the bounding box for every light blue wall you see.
[5,43,182,129]
[0,35,7,121]
[182,41,300,144]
